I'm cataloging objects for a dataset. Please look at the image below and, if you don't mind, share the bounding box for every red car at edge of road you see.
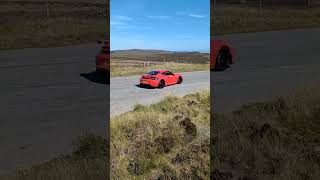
[96,40,110,73]
[140,70,183,88]
[211,39,235,71]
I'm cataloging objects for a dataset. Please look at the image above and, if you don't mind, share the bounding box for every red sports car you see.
[140,70,183,88]
[95,40,110,73]
[211,39,235,71]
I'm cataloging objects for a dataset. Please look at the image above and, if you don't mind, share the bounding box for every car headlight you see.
[151,77,158,80]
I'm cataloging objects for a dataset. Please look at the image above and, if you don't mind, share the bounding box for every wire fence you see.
[112,61,180,68]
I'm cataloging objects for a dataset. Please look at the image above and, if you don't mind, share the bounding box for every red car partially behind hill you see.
[211,39,235,71]
[96,40,110,73]
[140,70,183,88]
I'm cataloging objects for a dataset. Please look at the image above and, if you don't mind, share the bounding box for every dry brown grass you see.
[110,50,209,77]
[111,90,210,179]
[0,0,108,49]
[212,5,320,36]
[211,87,320,179]
[0,133,108,180]
[111,61,209,77]
[112,50,210,63]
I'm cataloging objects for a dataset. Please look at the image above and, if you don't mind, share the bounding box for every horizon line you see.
[111,48,209,52]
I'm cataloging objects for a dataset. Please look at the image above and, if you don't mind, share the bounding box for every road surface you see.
[212,28,320,112]
[110,71,210,116]
[0,44,109,173]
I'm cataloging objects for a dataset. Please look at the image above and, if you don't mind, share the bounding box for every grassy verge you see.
[1,17,106,50]
[212,88,320,179]
[111,62,209,77]
[0,133,108,180]
[111,90,210,179]
[0,0,108,50]
[212,5,320,35]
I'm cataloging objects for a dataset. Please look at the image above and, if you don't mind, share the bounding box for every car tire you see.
[158,80,165,89]
[214,49,230,71]
[177,76,183,84]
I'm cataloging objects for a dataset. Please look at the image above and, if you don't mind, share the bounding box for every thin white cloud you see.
[110,21,128,26]
[111,15,133,29]
[113,25,130,30]
[147,15,170,19]
[114,15,133,21]
[188,14,206,18]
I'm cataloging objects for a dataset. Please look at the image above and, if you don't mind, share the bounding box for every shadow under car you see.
[80,71,109,85]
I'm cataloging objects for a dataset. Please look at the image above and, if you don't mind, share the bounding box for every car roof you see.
[152,69,168,73]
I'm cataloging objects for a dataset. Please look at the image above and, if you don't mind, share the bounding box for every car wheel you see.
[214,49,230,71]
[158,80,165,89]
[177,76,183,84]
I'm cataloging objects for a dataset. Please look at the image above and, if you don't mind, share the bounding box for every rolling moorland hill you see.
[111,49,210,64]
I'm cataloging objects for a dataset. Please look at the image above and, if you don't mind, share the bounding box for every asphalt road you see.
[110,71,210,117]
[0,44,109,173]
[212,28,320,113]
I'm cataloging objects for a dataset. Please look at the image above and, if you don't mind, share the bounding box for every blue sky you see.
[110,0,210,52]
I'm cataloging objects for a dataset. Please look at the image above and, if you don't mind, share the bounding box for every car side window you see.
[166,71,173,75]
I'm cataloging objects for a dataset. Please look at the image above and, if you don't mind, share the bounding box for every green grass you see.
[111,62,209,77]
[212,5,320,36]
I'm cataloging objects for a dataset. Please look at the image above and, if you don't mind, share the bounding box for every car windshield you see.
[148,71,159,75]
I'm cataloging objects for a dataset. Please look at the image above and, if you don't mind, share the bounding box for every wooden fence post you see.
[46,0,50,34]
[308,0,312,8]
[46,0,50,19]
[259,0,262,10]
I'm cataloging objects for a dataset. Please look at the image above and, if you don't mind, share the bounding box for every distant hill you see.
[111,49,173,55]
[111,49,209,64]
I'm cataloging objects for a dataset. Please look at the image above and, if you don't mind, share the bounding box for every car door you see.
[166,71,175,85]
[161,71,170,85]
